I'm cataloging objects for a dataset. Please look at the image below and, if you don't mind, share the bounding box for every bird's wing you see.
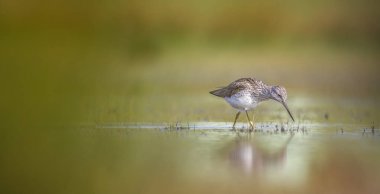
[211,78,268,98]
[230,77,269,97]
[226,78,256,96]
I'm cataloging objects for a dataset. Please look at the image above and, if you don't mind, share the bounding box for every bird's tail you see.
[209,87,228,97]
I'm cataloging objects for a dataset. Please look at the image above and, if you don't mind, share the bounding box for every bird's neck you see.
[258,85,273,101]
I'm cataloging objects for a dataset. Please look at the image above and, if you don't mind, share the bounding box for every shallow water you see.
[69,122,380,194]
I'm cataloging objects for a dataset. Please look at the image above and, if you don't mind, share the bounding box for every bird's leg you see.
[245,111,255,131]
[252,111,255,132]
[232,111,241,130]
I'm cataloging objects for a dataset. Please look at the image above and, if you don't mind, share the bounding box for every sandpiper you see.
[210,78,294,130]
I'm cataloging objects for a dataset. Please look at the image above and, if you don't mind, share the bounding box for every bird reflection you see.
[227,134,294,175]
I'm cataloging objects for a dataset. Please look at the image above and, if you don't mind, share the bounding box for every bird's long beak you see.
[281,101,295,122]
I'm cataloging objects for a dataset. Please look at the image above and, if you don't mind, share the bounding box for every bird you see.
[209,77,294,130]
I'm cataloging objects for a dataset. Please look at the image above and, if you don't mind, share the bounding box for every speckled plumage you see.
[210,77,294,130]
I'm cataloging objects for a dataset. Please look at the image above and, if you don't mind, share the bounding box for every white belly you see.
[225,93,258,111]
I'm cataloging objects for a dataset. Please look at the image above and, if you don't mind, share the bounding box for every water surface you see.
[73,121,380,194]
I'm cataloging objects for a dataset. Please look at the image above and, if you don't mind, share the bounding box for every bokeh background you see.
[1,0,380,193]
[2,0,380,124]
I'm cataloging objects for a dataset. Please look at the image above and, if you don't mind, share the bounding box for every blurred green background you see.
[1,0,380,124]
[1,0,380,193]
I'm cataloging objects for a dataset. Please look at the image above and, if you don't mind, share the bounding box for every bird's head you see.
[270,86,294,121]
[270,86,288,102]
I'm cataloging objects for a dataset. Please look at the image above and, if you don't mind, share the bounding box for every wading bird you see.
[210,78,294,130]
